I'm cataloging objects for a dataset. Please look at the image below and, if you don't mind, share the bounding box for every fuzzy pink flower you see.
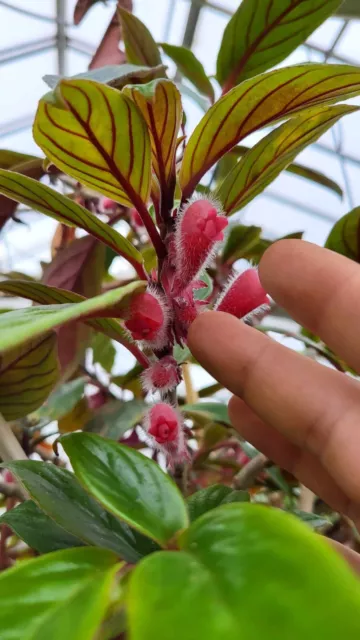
[124,289,169,349]
[144,404,189,466]
[141,356,181,393]
[130,208,145,230]
[215,269,270,320]
[174,196,228,293]
[102,197,117,211]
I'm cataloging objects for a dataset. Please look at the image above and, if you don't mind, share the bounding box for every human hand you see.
[188,240,360,571]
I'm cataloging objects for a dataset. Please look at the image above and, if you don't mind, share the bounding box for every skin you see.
[188,240,360,574]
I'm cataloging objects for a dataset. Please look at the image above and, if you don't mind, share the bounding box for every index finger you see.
[259,240,360,372]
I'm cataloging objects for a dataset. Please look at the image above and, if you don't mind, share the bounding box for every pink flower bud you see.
[124,288,169,350]
[102,197,117,211]
[174,196,228,293]
[144,404,189,467]
[141,356,181,393]
[215,269,270,320]
[130,208,145,230]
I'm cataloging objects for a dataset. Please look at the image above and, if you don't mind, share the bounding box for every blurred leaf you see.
[112,364,144,397]
[89,6,126,69]
[61,432,189,545]
[183,402,230,426]
[267,466,292,496]
[0,501,84,553]
[34,79,152,210]
[73,0,103,24]
[178,83,208,112]
[92,333,116,372]
[0,156,46,232]
[0,280,145,354]
[0,170,142,267]
[180,63,360,200]
[216,0,342,89]
[0,280,136,348]
[222,224,262,263]
[325,207,360,262]
[119,7,162,68]
[217,105,356,215]
[124,80,182,206]
[129,504,360,639]
[85,399,146,439]
[198,382,223,399]
[6,460,150,562]
[141,246,157,273]
[0,333,59,420]
[201,423,228,451]
[59,397,93,433]
[337,0,360,17]
[173,344,191,364]
[187,485,249,522]
[194,271,213,301]
[292,510,331,530]
[160,43,214,102]
[0,149,39,169]
[36,376,86,420]
[0,547,119,640]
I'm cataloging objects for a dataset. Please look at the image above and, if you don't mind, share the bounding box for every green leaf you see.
[0,500,84,553]
[0,149,40,169]
[178,83,208,112]
[128,504,360,640]
[0,170,142,268]
[217,105,354,215]
[160,43,214,102]
[43,63,167,93]
[193,271,213,301]
[92,333,116,372]
[85,399,146,439]
[0,547,119,640]
[118,7,162,68]
[187,485,249,522]
[0,280,145,354]
[180,63,360,200]
[0,279,135,348]
[0,332,59,420]
[182,402,230,426]
[6,460,150,563]
[325,207,360,262]
[36,377,86,420]
[60,432,189,546]
[292,510,331,530]
[33,79,152,210]
[222,224,262,263]
[337,0,360,18]
[216,0,342,89]
[123,80,182,203]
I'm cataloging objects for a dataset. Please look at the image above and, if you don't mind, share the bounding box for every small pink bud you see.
[174,197,228,293]
[124,289,169,350]
[102,197,117,211]
[215,269,270,320]
[88,390,107,410]
[130,208,145,229]
[3,470,14,484]
[146,403,180,444]
[141,356,181,393]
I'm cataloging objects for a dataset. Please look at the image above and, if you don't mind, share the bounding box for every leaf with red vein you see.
[0,332,59,420]
[217,0,342,90]
[118,7,162,68]
[179,63,360,201]
[0,157,46,232]
[124,79,182,213]
[0,169,143,272]
[33,79,152,211]
[217,104,357,215]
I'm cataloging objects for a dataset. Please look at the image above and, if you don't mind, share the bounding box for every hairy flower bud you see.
[130,208,145,230]
[144,403,189,466]
[124,289,169,349]
[141,356,181,393]
[174,196,228,293]
[215,268,270,320]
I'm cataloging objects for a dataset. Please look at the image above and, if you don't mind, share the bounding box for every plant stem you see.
[298,485,315,513]
[233,453,269,489]
[0,415,27,462]
[182,363,198,404]
[136,201,166,260]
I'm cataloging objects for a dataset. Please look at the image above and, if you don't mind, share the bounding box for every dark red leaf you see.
[89,1,133,70]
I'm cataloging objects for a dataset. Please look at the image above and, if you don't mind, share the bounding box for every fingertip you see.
[258,239,313,291]
[188,311,239,361]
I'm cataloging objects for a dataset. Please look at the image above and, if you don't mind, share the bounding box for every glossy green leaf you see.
[325,207,360,261]
[61,432,189,545]
[92,332,116,372]
[43,63,167,93]
[6,460,150,562]
[33,79,152,210]
[0,500,84,553]
[128,504,360,640]
[0,547,119,640]
[36,377,86,420]
[222,224,262,263]
[0,279,135,348]
[180,63,360,200]
[85,399,146,439]
[0,170,142,268]
[124,80,182,204]
[216,0,342,89]
[0,332,59,420]
[187,485,249,522]
[160,43,214,102]
[182,402,230,426]
[118,7,162,68]
[217,105,355,215]
[0,280,145,354]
